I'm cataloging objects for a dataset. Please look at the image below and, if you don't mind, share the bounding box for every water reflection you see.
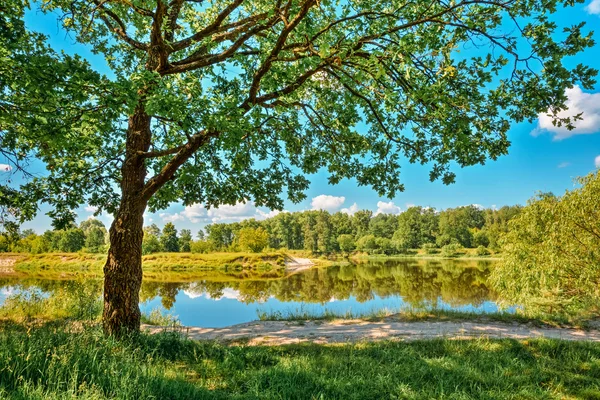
[0,259,498,327]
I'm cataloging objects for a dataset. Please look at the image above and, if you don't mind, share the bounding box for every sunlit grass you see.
[256,306,582,328]
[0,322,599,399]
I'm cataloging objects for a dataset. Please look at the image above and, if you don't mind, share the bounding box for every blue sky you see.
[7,2,600,233]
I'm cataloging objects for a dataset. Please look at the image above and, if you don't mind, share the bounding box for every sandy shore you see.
[143,319,600,345]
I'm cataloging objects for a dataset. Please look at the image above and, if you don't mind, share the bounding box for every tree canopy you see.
[1,0,596,224]
[491,171,600,318]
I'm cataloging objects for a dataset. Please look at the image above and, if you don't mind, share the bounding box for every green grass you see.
[0,322,599,399]
[3,252,299,281]
[351,247,503,261]
[256,307,581,328]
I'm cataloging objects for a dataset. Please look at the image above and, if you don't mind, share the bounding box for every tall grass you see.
[0,323,599,399]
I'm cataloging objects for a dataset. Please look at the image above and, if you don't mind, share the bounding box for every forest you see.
[0,203,523,257]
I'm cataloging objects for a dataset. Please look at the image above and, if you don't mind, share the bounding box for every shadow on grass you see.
[0,321,599,399]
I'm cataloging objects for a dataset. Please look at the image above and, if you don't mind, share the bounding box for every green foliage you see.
[2,0,596,233]
[142,234,161,255]
[472,230,490,248]
[2,203,525,256]
[491,172,600,318]
[85,227,107,253]
[141,308,181,327]
[58,228,85,252]
[356,235,378,254]
[374,237,394,255]
[238,227,269,253]
[393,207,439,249]
[476,246,490,256]
[438,206,485,247]
[190,240,212,254]
[160,223,179,252]
[178,229,192,253]
[336,234,355,253]
[205,224,234,251]
[0,281,102,322]
[1,325,600,399]
[368,214,398,239]
[422,243,438,255]
[441,243,463,258]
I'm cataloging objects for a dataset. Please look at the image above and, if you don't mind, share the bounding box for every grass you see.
[2,252,300,281]
[255,306,584,328]
[352,247,503,260]
[0,322,599,399]
[141,308,181,327]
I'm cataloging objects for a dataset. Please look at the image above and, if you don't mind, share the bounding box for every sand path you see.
[143,319,600,345]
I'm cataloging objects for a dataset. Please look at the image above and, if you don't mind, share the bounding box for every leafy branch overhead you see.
[1,0,596,221]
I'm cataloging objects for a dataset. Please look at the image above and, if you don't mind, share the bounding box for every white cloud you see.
[595,155,600,168]
[181,204,208,223]
[533,86,600,140]
[160,212,185,223]
[160,201,283,224]
[311,195,345,212]
[375,201,402,216]
[341,202,359,215]
[257,209,282,219]
[183,287,240,301]
[85,205,98,213]
[0,164,12,172]
[586,0,600,14]
[557,162,571,169]
[208,202,258,222]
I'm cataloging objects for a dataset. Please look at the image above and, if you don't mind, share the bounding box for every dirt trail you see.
[143,319,600,345]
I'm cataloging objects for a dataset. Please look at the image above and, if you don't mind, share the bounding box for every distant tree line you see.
[0,219,108,254]
[147,205,521,255]
[0,204,522,256]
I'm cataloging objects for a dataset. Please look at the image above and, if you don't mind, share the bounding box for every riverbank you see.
[147,319,600,345]
[0,252,325,280]
[0,322,599,399]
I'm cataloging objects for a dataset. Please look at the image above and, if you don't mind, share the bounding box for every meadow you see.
[1,322,599,399]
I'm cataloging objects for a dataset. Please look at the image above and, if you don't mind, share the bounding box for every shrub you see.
[476,245,490,256]
[441,243,462,258]
[190,240,212,254]
[337,234,356,253]
[422,243,437,254]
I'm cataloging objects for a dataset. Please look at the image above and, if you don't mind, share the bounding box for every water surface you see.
[0,259,502,327]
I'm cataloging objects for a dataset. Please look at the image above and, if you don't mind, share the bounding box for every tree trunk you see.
[102,105,151,335]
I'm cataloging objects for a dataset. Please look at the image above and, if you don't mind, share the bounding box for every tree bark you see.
[102,105,151,335]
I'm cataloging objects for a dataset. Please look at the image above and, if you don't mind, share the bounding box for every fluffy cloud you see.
[586,0,600,14]
[557,162,571,169]
[183,287,240,301]
[84,205,98,213]
[311,195,346,212]
[595,155,600,168]
[180,204,208,223]
[341,202,359,215]
[533,86,600,140]
[160,201,282,224]
[375,201,402,215]
[0,164,12,172]
[160,212,185,223]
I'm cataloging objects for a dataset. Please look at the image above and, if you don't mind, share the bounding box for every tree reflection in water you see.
[0,259,497,314]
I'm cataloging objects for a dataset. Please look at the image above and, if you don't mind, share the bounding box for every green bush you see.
[441,243,463,258]
[422,243,437,254]
[476,245,490,256]
[190,240,212,254]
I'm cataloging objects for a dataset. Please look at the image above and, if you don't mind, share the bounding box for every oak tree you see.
[1,0,596,334]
